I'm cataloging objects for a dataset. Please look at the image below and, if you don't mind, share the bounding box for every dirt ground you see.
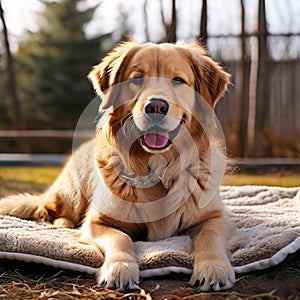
[1,252,300,300]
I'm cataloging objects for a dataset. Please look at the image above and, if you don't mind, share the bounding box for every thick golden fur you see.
[0,41,235,291]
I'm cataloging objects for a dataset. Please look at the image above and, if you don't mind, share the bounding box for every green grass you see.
[0,166,299,198]
[0,166,61,197]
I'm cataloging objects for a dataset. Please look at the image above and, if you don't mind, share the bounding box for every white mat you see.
[1,186,300,278]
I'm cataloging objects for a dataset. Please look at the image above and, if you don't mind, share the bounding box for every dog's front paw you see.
[189,258,235,291]
[97,255,139,291]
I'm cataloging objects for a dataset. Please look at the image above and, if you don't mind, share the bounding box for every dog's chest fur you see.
[93,156,221,242]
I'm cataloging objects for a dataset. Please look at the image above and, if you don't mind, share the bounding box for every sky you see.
[1,0,300,58]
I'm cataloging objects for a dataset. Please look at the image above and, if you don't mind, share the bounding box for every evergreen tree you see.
[16,0,113,129]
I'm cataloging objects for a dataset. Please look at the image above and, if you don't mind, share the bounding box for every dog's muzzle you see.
[135,98,184,151]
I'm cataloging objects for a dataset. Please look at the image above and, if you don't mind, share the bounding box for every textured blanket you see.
[0,186,300,278]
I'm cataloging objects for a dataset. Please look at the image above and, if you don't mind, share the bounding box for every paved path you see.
[0,154,68,166]
[0,154,300,172]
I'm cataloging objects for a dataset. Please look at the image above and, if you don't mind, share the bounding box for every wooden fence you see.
[216,60,300,158]
[0,60,299,157]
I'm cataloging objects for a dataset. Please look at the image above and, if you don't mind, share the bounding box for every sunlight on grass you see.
[0,166,61,185]
[0,166,61,196]
[222,174,300,187]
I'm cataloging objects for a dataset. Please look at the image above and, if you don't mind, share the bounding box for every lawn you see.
[0,166,299,198]
[0,166,61,197]
[222,173,300,187]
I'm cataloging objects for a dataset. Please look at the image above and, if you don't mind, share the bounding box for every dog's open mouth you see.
[142,131,170,149]
[138,121,183,151]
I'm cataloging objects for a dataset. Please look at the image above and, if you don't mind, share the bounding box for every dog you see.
[0,41,235,291]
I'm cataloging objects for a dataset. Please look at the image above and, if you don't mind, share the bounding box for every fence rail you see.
[0,130,95,154]
[0,130,94,138]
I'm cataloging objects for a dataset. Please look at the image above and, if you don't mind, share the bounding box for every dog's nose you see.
[145,99,169,119]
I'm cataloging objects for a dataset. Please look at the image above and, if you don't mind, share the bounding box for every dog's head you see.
[88,41,229,158]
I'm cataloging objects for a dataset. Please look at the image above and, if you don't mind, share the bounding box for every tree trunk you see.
[169,0,177,43]
[143,0,150,41]
[199,0,208,47]
[236,0,248,157]
[254,0,269,156]
[0,1,24,130]
[160,0,177,43]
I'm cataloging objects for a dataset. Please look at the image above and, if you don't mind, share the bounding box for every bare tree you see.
[160,0,177,42]
[246,0,269,157]
[143,0,150,41]
[236,0,248,157]
[169,0,177,42]
[254,0,269,156]
[199,0,208,47]
[0,0,24,130]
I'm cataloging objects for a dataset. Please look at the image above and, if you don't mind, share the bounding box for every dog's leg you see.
[0,192,78,229]
[81,211,139,291]
[189,214,235,291]
[95,226,139,290]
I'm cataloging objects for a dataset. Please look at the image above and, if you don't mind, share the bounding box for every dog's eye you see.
[131,77,144,86]
[172,77,186,85]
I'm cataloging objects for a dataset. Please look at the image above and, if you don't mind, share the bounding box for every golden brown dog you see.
[0,41,235,291]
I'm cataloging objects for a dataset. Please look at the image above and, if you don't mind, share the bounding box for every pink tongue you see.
[144,132,169,149]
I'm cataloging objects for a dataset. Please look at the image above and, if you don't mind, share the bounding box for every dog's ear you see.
[183,43,230,108]
[88,40,139,109]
